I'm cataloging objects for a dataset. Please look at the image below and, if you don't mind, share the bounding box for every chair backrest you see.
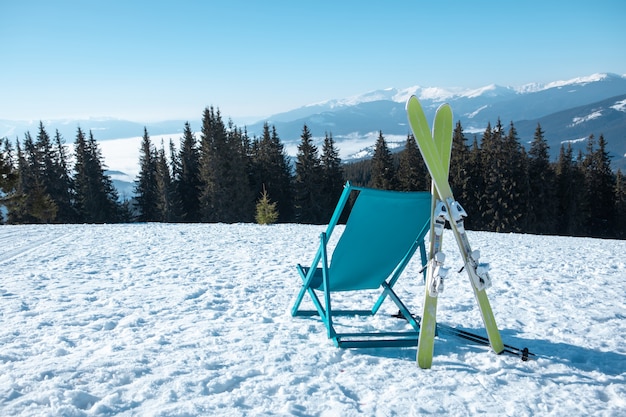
[328,188,431,291]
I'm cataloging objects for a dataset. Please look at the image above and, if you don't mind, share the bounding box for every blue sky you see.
[1,0,625,123]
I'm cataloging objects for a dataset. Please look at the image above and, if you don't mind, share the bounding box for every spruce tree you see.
[3,135,52,223]
[198,106,224,222]
[155,142,176,222]
[320,132,344,219]
[251,124,294,222]
[371,131,396,190]
[73,128,120,223]
[555,144,586,236]
[0,138,16,188]
[0,138,19,223]
[166,138,183,221]
[449,121,470,198]
[500,121,528,232]
[51,130,77,222]
[4,140,26,223]
[71,129,89,221]
[615,169,626,239]
[397,133,428,191]
[176,122,201,222]
[226,122,254,222]
[462,136,484,230]
[342,158,372,187]
[479,121,502,231]
[581,134,615,237]
[475,120,527,232]
[293,124,323,224]
[255,185,279,225]
[35,122,55,189]
[134,128,160,222]
[526,124,556,234]
[198,107,252,223]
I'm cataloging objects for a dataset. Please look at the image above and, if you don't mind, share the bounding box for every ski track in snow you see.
[0,224,625,416]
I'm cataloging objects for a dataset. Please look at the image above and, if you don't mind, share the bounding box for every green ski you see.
[416,103,453,369]
[407,95,504,356]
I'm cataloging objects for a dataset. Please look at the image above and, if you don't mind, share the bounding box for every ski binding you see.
[433,200,448,236]
[428,251,449,297]
[467,249,492,290]
[446,197,468,233]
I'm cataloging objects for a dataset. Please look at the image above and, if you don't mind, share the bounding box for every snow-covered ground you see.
[1,224,625,416]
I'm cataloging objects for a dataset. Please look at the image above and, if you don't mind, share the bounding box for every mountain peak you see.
[308,88,401,109]
[299,73,626,116]
[545,72,612,89]
[517,72,625,94]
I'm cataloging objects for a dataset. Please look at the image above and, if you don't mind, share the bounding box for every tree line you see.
[0,107,344,225]
[132,107,345,224]
[0,124,124,223]
[345,121,625,239]
[1,108,624,239]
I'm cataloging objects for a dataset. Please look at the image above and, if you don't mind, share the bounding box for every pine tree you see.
[198,106,224,222]
[51,129,77,222]
[449,121,470,198]
[176,122,201,222]
[198,107,252,223]
[342,158,372,187]
[15,131,58,223]
[269,125,294,222]
[581,134,615,237]
[154,142,176,222]
[293,124,323,224]
[34,122,56,192]
[11,122,76,223]
[226,122,254,222]
[371,131,396,190]
[462,136,484,231]
[397,133,428,191]
[479,121,503,231]
[0,138,19,223]
[320,132,344,219]
[4,140,27,223]
[475,120,527,232]
[501,121,528,232]
[526,124,556,234]
[615,169,626,239]
[255,185,279,225]
[250,123,294,222]
[555,144,586,236]
[165,138,182,221]
[73,128,120,223]
[134,128,160,222]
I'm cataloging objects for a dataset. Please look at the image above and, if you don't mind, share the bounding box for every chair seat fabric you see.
[328,188,431,291]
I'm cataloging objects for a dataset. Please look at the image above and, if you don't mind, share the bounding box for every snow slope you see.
[1,224,625,416]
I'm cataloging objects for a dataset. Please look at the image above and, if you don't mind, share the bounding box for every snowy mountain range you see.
[247,73,626,170]
[2,73,625,174]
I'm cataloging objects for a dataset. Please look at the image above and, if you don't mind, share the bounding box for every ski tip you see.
[405,95,418,109]
[435,102,451,112]
[434,102,453,119]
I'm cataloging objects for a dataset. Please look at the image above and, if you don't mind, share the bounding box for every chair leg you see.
[381,282,420,331]
[320,232,335,339]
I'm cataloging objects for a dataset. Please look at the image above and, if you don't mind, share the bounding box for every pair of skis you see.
[406,96,504,368]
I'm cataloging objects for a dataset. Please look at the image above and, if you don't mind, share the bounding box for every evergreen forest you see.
[1,107,624,239]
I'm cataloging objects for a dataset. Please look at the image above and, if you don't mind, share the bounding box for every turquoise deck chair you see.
[291,182,431,348]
